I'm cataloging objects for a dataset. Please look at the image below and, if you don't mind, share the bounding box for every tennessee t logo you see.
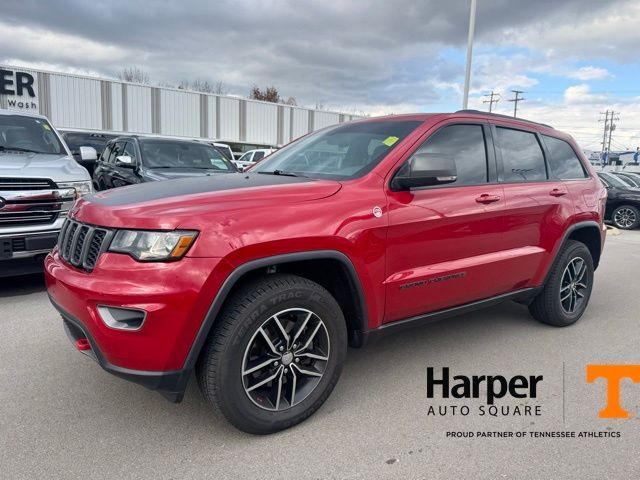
[586,365,640,418]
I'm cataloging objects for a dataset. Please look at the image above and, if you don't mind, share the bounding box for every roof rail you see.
[455,110,554,129]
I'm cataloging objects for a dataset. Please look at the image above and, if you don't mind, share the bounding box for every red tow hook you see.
[76,338,91,351]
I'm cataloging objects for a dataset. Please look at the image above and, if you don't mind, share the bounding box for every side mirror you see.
[79,146,98,161]
[391,153,457,191]
[115,155,135,168]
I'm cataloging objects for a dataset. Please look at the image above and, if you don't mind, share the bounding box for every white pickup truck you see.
[0,109,94,276]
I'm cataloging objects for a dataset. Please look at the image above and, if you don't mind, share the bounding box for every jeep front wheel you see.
[196,273,347,434]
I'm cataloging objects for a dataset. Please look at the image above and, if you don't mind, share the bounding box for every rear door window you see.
[496,127,547,182]
[542,135,588,180]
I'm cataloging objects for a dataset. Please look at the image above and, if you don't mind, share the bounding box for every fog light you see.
[97,306,146,331]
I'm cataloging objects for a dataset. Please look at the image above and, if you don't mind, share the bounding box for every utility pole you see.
[599,110,610,154]
[462,0,477,109]
[607,111,620,157]
[508,90,525,117]
[483,91,500,112]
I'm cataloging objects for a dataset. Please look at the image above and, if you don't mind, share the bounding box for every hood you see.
[72,173,342,230]
[0,151,90,182]
[143,168,234,181]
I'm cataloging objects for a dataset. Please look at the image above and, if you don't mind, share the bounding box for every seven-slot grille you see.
[58,219,112,271]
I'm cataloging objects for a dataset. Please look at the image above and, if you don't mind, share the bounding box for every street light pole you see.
[462,0,477,110]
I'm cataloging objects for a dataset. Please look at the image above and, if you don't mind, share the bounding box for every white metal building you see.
[0,65,362,147]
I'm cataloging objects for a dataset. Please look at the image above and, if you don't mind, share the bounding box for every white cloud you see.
[503,1,640,62]
[0,23,129,66]
[564,84,609,105]
[569,67,613,81]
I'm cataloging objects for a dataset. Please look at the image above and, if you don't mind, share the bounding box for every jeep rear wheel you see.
[528,240,594,327]
[196,273,347,434]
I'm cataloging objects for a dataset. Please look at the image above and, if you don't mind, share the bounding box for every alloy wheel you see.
[242,308,330,411]
[614,207,637,229]
[559,257,589,314]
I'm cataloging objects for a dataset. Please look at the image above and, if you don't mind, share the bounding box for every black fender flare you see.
[542,220,603,285]
[182,250,369,372]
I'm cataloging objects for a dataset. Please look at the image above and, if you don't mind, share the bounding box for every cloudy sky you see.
[2,0,640,150]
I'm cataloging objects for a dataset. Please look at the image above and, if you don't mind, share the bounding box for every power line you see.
[482,91,500,112]
[508,90,525,117]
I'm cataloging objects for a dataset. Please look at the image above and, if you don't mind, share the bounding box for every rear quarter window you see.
[542,135,588,180]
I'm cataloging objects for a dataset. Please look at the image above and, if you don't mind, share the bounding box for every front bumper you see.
[0,229,60,277]
[53,298,188,402]
[45,248,225,390]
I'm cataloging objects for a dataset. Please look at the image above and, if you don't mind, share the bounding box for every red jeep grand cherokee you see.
[46,111,607,433]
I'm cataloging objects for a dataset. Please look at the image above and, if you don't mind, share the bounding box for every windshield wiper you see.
[257,170,308,178]
[0,146,45,154]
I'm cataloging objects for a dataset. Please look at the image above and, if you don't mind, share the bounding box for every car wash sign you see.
[0,68,38,111]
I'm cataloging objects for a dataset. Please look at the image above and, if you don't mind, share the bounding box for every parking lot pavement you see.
[2,231,640,480]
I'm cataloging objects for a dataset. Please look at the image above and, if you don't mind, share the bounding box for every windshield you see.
[600,173,629,188]
[140,141,236,171]
[252,120,422,180]
[64,132,115,155]
[0,115,65,155]
[618,174,640,187]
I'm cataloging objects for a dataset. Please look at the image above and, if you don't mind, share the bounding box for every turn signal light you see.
[170,235,197,258]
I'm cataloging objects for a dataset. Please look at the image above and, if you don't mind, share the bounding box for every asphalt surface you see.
[2,230,640,479]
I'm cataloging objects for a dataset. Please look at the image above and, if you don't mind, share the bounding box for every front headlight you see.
[58,181,93,199]
[109,230,198,261]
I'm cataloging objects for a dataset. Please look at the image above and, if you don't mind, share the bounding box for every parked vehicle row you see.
[59,131,118,175]
[234,148,277,170]
[92,136,237,190]
[597,171,640,230]
[45,110,606,434]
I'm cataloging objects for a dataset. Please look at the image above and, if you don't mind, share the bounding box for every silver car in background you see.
[0,109,94,276]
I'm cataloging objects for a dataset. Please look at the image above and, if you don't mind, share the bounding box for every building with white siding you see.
[0,65,363,152]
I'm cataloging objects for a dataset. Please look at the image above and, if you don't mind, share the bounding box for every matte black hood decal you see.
[90,173,315,207]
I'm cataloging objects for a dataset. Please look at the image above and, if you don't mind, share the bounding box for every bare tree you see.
[283,96,297,106]
[177,79,228,94]
[213,81,228,95]
[250,85,280,103]
[117,67,150,84]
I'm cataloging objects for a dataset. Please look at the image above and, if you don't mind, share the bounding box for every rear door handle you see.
[549,188,567,197]
[475,194,501,204]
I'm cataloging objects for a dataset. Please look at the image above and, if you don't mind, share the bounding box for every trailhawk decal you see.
[399,272,466,290]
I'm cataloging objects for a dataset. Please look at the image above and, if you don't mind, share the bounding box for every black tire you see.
[611,205,640,230]
[528,240,594,327]
[196,273,347,434]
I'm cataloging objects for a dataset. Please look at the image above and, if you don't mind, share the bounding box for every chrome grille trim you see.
[0,179,75,227]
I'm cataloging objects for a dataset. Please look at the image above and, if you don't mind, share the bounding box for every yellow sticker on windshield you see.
[42,123,51,131]
[382,136,399,147]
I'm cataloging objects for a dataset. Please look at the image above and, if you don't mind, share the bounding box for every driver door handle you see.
[549,188,567,197]
[475,194,501,204]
